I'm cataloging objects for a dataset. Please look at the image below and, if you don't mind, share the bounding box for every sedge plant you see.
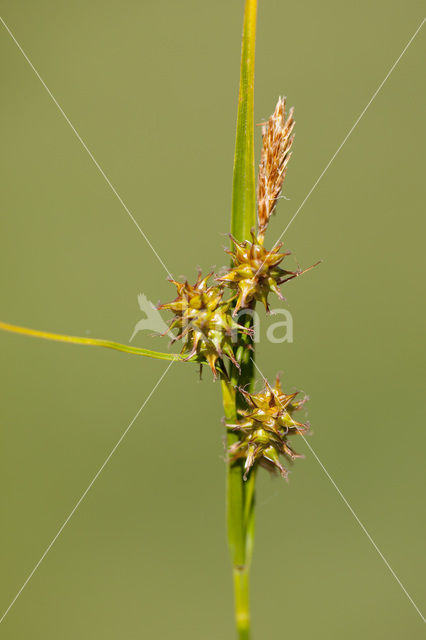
[1,1,319,637]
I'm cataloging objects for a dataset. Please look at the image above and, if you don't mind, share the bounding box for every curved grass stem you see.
[0,320,188,362]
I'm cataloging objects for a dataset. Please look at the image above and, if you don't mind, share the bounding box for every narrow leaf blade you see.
[0,320,185,362]
[231,0,257,242]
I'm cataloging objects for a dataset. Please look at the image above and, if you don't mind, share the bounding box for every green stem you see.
[233,567,251,640]
[223,1,258,638]
[0,320,191,362]
[223,373,256,640]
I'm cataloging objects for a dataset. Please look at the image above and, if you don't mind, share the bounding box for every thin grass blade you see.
[0,320,186,362]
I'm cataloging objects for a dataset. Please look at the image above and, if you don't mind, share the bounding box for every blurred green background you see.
[1,1,425,638]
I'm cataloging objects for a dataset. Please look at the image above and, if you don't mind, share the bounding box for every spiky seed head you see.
[217,232,301,313]
[159,271,222,316]
[159,271,251,377]
[226,374,309,480]
[257,97,295,243]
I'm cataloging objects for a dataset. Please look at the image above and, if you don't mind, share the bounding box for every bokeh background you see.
[1,1,425,638]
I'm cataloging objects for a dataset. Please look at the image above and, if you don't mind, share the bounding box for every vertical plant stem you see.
[222,377,255,640]
[223,1,257,638]
[233,567,251,640]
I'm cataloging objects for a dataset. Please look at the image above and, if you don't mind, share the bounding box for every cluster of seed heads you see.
[160,97,314,478]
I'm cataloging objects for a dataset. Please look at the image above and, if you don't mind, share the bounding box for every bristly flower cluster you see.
[158,271,251,378]
[216,96,318,318]
[159,96,317,479]
[226,375,309,480]
[218,231,313,314]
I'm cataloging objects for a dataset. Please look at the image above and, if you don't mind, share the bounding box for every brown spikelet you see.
[257,97,295,242]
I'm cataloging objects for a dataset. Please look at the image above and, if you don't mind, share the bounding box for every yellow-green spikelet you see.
[159,271,250,377]
[217,232,300,313]
[226,374,309,479]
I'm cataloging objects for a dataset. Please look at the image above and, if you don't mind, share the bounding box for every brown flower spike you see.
[257,97,295,243]
[217,97,318,314]
[226,375,309,480]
